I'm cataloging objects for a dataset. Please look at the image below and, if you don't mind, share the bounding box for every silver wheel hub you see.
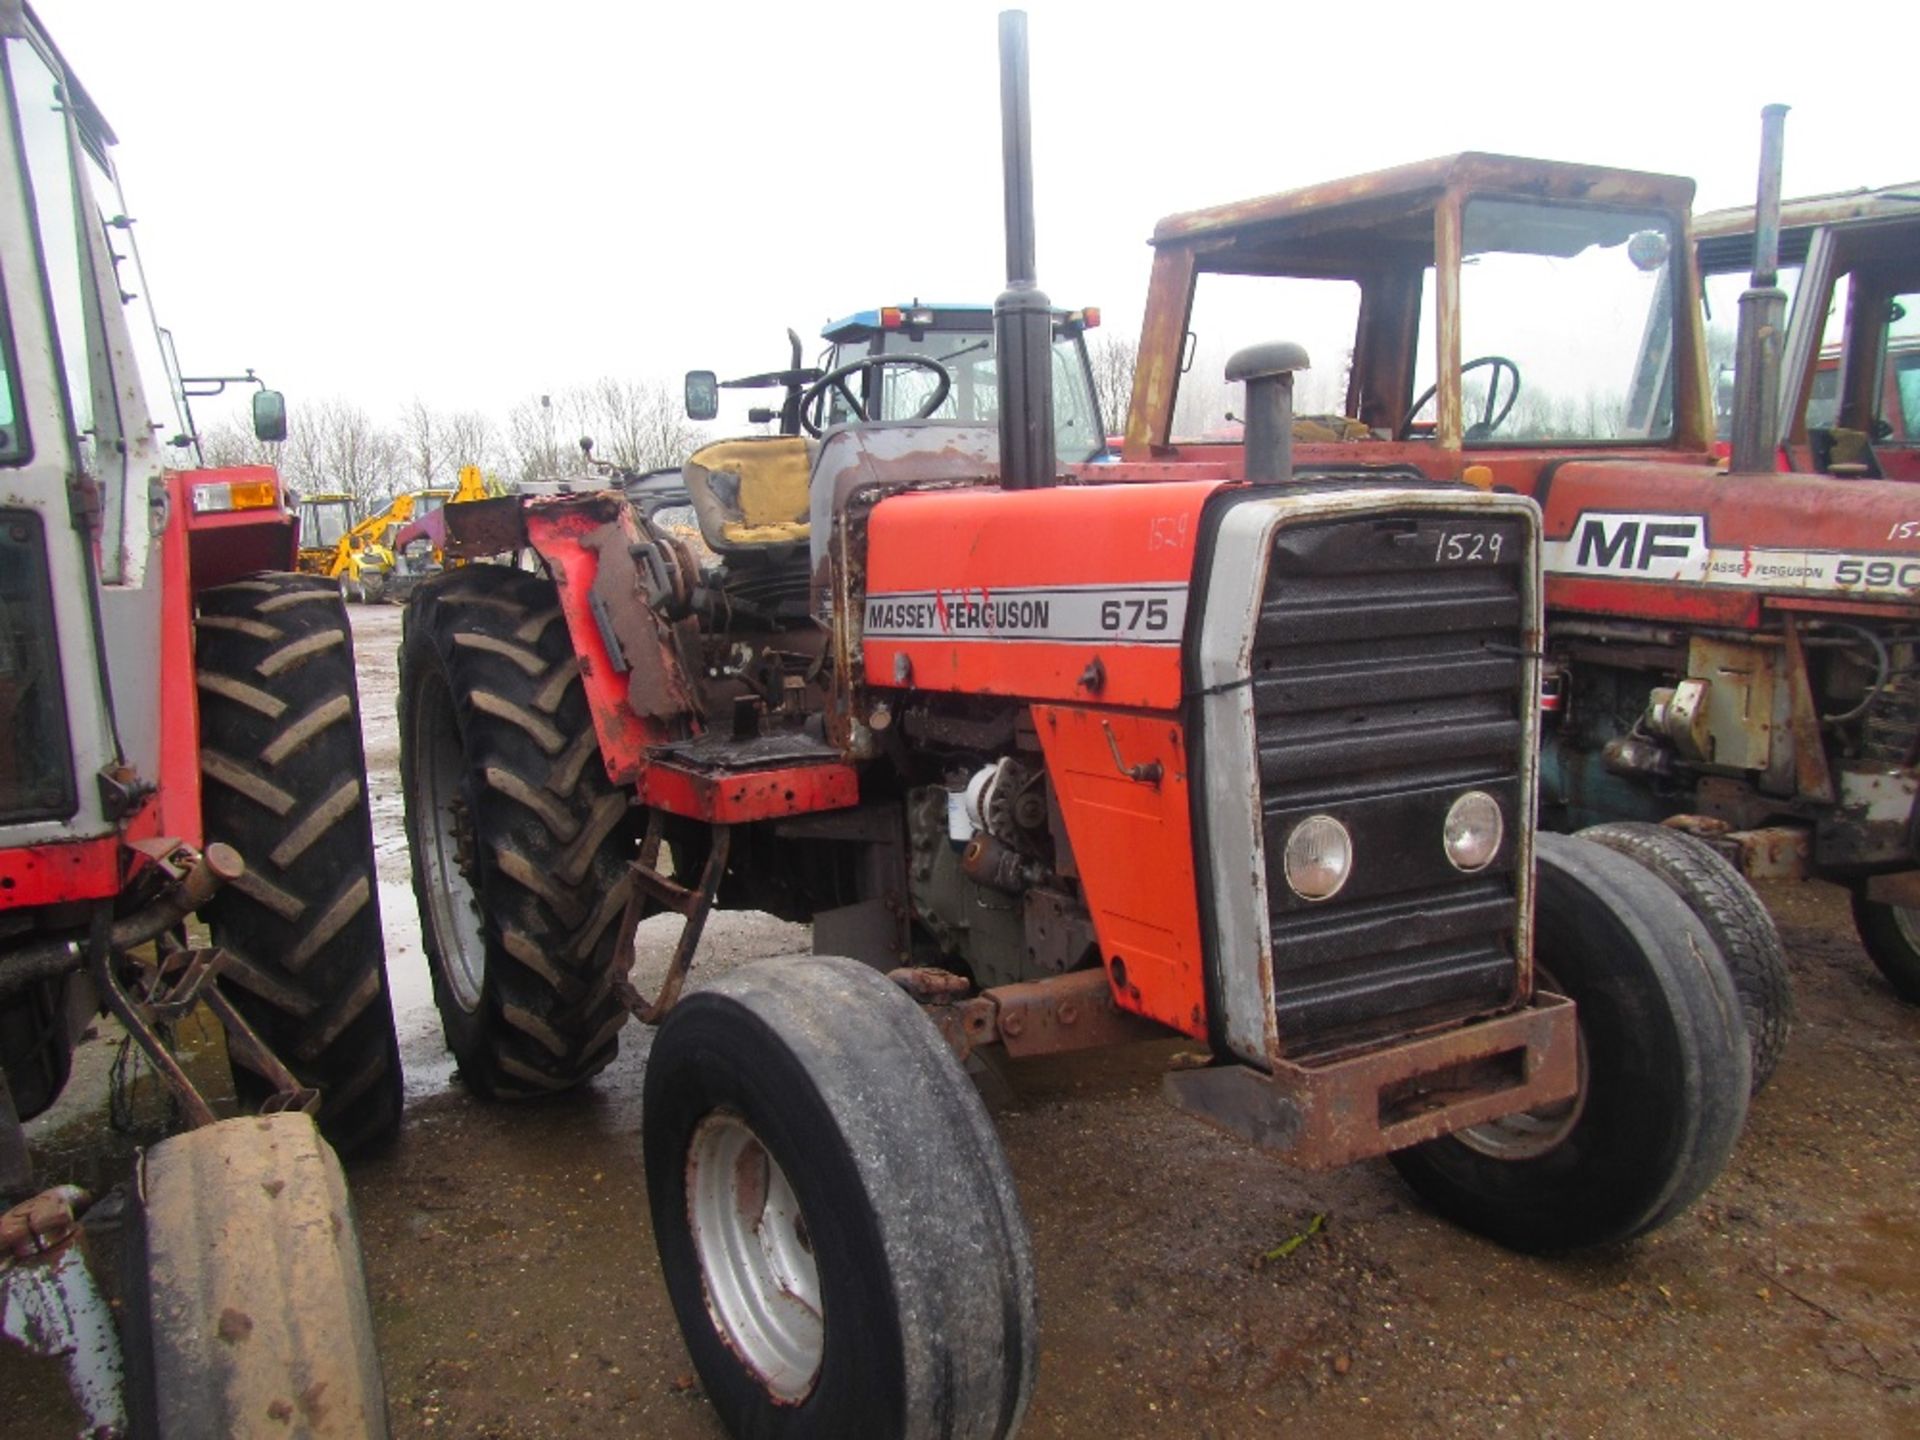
[686,1112,823,1401]
[1455,968,1590,1161]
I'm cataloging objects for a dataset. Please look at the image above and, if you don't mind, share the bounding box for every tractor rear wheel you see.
[1577,820,1793,1092]
[1846,891,1920,1003]
[643,956,1037,1439]
[1390,833,1750,1252]
[122,1112,389,1439]
[398,564,636,1097]
[196,574,402,1157]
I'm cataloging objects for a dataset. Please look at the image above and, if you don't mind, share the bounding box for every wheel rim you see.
[1454,968,1590,1161]
[411,667,488,1012]
[686,1112,824,1401]
[1890,904,1920,955]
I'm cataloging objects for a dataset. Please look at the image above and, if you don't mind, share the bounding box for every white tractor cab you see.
[685,301,1110,467]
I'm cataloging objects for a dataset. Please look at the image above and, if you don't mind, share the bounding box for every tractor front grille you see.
[1251,510,1532,1053]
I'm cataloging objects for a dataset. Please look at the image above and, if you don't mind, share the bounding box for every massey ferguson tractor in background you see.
[0,6,396,1431]
[1696,175,1920,483]
[398,14,1751,1437]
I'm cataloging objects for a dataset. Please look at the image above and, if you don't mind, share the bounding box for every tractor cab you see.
[1121,152,1710,476]
[818,302,1108,466]
[1696,181,1920,481]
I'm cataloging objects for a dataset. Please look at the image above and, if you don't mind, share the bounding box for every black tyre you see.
[123,1112,389,1439]
[1390,832,1750,1252]
[644,956,1037,1440]
[1577,820,1793,1092]
[197,574,402,1156]
[1847,891,1920,1003]
[399,565,636,1097]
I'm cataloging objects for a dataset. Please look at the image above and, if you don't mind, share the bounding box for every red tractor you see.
[398,14,1752,1438]
[1109,110,1920,1024]
[1697,176,1920,483]
[0,7,397,1431]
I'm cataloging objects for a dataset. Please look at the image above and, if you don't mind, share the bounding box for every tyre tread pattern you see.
[1577,820,1794,1091]
[197,573,402,1157]
[399,566,635,1098]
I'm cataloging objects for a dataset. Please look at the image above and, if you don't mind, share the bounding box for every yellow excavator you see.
[313,467,492,602]
[295,492,358,575]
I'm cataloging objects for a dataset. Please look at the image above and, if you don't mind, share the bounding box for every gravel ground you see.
[7,600,1918,1437]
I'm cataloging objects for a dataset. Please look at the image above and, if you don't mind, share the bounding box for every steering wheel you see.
[1401,355,1522,441]
[799,355,953,438]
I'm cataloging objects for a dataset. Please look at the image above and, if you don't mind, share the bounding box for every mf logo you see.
[1549,512,1708,580]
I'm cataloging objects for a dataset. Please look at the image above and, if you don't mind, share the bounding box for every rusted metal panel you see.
[1149,154,1696,248]
[916,966,1170,1062]
[636,758,858,824]
[1781,619,1837,804]
[437,493,530,558]
[1721,825,1811,880]
[1163,992,1578,1171]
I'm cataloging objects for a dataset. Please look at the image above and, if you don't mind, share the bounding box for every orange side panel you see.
[1032,704,1207,1041]
[863,481,1226,709]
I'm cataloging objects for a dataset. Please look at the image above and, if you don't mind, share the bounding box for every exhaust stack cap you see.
[1227,342,1310,484]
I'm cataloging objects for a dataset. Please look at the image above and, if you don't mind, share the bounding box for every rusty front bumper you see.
[1162,992,1579,1171]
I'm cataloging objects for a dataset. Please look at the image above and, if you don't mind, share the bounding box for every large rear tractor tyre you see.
[1846,891,1920,1004]
[399,565,636,1098]
[1390,833,1750,1252]
[1577,820,1793,1092]
[196,574,402,1157]
[643,956,1038,1440]
[123,1112,389,1439]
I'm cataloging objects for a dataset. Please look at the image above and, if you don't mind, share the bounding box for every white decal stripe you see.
[864,584,1190,645]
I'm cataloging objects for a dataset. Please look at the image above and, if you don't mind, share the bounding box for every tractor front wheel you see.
[1847,891,1920,1003]
[1390,832,1750,1252]
[643,956,1038,1439]
[122,1113,389,1439]
[1577,820,1793,1091]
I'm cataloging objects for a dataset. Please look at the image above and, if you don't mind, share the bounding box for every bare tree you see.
[506,394,566,484]
[507,379,700,482]
[440,409,500,486]
[198,415,278,470]
[400,397,449,491]
[1089,334,1137,438]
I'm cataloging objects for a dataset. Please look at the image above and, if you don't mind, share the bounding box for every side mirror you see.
[252,389,288,443]
[684,370,719,422]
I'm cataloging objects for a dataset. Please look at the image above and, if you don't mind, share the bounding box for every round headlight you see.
[1283,815,1353,902]
[1444,791,1504,872]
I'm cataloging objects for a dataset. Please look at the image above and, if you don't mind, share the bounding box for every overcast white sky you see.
[35,0,1912,434]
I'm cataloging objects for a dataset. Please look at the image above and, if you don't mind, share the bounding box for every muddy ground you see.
[7,601,1918,1437]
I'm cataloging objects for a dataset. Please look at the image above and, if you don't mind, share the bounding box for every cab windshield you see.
[826,324,1107,465]
[303,500,352,548]
[1413,199,1679,443]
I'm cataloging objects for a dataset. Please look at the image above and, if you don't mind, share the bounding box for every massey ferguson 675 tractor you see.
[1114,110,1920,1028]
[0,6,395,1431]
[399,14,1750,1437]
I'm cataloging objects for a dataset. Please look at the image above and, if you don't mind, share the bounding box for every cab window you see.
[1174,273,1361,441]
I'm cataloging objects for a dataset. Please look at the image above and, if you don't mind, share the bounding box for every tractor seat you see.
[683,436,814,553]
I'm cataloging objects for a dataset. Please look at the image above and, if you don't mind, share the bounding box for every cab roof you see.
[823,302,1080,341]
[1695,179,1920,240]
[1150,152,1696,248]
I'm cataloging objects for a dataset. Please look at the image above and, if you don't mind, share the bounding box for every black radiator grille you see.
[1252,512,1530,1052]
